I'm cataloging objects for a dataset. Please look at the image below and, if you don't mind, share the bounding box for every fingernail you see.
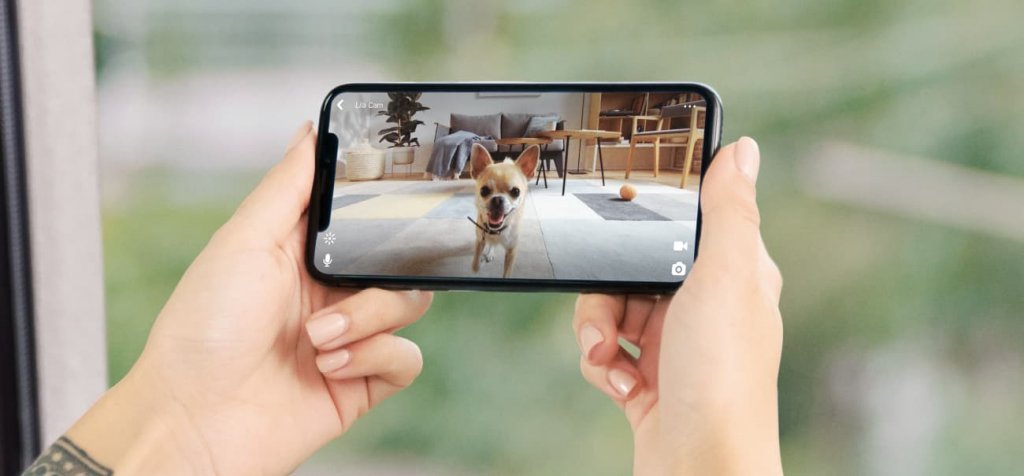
[305,313,349,347]
[734,136,760,183]
[287,121,313,150]
[579,324,604,360]
[608,368,638,397]
[316,349,351,373]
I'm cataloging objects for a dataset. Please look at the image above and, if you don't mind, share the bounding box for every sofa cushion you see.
[450,113,501,139]
[524,115,560,138]
[501,112,559,138]
[476,138,498,152]
[500,113,532,139]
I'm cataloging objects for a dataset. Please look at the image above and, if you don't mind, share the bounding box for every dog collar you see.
[468,216,508,235]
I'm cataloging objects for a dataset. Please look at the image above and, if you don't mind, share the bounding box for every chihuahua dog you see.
[469,143,539,278]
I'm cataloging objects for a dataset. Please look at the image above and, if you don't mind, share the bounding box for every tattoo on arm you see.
[22,436,113,476]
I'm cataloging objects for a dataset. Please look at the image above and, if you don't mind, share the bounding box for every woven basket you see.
[343,139,385,181]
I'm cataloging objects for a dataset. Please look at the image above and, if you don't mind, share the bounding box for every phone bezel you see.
[306,82,723,293]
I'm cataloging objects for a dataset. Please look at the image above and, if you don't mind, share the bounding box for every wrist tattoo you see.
[22,436,113,476]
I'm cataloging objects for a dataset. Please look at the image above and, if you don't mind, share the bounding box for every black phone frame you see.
[306,82,723,293]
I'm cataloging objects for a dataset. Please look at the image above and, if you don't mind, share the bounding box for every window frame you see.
[1,0,40,471]
[2,0,106,471]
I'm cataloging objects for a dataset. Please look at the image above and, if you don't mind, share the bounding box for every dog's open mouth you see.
[486,212,507,230]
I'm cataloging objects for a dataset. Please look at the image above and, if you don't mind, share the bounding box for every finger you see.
[697,137,763,270]
[619,295,659,345]
[634,298,669,391]
[318,286,358,308]
[316,333,424,388]
[305,288,433,351]
[579,351,643,405]
[230,120,316,243]
[573,294,626,365]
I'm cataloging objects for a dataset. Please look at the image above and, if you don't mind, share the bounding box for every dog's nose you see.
[487,196,507,216]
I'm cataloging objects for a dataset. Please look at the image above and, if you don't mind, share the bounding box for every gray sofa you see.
[434,112,566,177]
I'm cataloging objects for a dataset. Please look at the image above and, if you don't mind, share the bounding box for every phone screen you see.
[309,84,719,292]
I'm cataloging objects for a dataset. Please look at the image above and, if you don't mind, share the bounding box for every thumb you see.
[229,120,317,243]
[696,137,763,268]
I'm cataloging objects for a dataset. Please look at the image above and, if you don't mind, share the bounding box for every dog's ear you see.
[514,145,540,179]
[470,143,493,178]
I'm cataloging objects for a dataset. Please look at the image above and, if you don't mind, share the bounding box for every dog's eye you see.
[480,186,491,198]
[510,187,520,199]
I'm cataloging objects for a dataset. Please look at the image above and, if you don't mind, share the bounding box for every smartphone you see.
[306,83,722,293]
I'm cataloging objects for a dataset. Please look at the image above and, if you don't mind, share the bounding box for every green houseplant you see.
[377,92,429,147]
[377,92,429,174]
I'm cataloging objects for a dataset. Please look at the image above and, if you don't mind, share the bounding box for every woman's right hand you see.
[59,122,433,475]
[573,137,784,475]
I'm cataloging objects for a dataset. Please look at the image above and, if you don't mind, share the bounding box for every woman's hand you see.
[573,138,784,475]
[64,122,433,474]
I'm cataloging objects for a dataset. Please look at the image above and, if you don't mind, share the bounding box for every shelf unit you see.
[582,92,705,173]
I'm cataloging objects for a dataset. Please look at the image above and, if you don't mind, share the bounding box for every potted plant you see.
[377,92,429,172]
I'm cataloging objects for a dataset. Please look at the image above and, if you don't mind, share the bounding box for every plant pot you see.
[390,147,415,166]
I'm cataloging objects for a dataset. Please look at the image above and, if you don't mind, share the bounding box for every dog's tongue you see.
[488,214,505,226]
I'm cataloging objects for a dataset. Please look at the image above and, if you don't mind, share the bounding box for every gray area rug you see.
[573,193,669,221]
[332,194,376,210]
[632,193,698,221]
[424,193,476,219]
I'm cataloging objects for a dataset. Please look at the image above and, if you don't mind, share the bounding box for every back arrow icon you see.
[337,99,344,110]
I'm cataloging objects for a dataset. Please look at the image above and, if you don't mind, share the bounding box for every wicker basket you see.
[343,139,385,181]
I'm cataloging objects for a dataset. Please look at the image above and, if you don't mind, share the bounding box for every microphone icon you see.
[322,253,333,268]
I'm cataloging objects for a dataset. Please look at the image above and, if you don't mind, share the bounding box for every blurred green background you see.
[94,0,1024,474]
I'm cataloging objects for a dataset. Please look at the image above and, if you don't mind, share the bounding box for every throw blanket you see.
[426,130,487,179]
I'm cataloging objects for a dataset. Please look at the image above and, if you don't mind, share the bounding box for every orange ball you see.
[619,184,638,201]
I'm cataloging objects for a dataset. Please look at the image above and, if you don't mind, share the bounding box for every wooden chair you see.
[624,102,705,188]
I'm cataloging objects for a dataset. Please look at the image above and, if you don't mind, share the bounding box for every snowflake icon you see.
[322,232,337,245]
